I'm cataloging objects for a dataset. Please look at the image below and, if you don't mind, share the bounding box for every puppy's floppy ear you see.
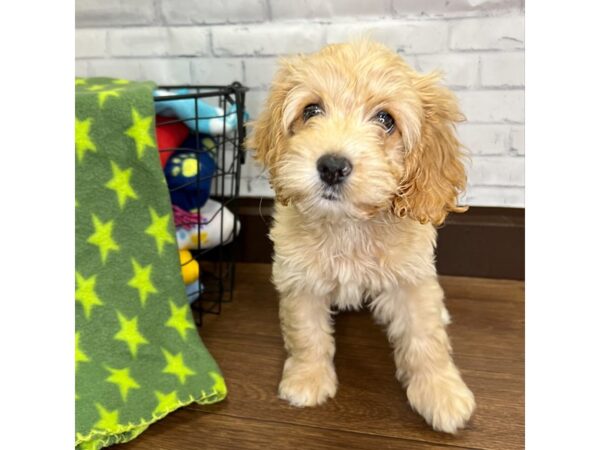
[393,71,468,226]
[246,60,295,178]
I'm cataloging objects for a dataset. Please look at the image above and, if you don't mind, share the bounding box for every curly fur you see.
[247,39,475,434]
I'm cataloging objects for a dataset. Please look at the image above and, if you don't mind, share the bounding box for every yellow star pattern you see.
[114,311,148,358]
[125,108,155,159]
[145,207,175,254]
[76,78,233,444]
[87,214,120,264]
[105,161,138,209]
[165,300,195,341]
[93,404,120,431]
[153,390,180,416]
[75,118,97,163]
[161,348,196,385]
[75,331,90,370]
[209,371,227,397]
[75,272,104,319]
[78,441,97,450]
[98,89,121,107]
[128,258,158,307]
[105,366,141,401]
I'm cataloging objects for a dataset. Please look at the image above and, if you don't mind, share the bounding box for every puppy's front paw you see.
[407,371,475,434]
[278,358,338,407]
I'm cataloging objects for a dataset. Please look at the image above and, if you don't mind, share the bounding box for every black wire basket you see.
[153,82,248,326]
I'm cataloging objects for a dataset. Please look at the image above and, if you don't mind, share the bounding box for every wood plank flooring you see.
[121,263,524,450]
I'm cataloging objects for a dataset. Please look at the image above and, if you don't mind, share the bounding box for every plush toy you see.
[164,134,217,211]
[154,88,248,136]
[175,198,240,250]
[155,115,190,168]
[185,280,204,304]
[178,250,204,303]
[179,249,200,285]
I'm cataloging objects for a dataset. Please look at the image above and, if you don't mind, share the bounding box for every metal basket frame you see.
[154,82,248,325]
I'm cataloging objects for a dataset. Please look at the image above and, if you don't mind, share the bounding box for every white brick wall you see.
[325,21,449,54]
[270,0,392,20]
[159,0,268,25]
[450,16,524,50]
[480,52,525,87]
[76,0,158,27]
[458,91,525,123]
[213,24,325,56]
[75,0,525,207]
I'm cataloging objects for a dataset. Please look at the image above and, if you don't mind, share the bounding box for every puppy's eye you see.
[303,104,323,122]
[373,111,395,134]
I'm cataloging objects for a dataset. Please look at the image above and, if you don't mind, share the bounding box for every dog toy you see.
[178,250,204,303]
[164,135,217,211]
[155,115,189,167]
[175,199,240,250]
[154,88,248,136]
[179,250,200,285]
[185,280,204,304]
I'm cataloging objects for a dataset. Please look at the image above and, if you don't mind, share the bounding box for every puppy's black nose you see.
[317,154,353,186]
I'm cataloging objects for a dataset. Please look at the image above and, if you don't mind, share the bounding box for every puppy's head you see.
[248,40,467,225]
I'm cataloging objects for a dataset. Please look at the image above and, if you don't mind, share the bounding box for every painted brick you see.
[467,156,524,186]
[109,28,170,57]
[75,60,89,78]
[160,0,267,25]
[456,124,511,156]
[270,0,391,20]
[167,27,211,56]
[109,27,211,57]
[480,52,524,87]
[190,58,244,85]
[464,185,524,207]
[457,90,524,123]
[244,58,280,89]
[241,156,267,179]
[510,126,524,155]
[87,58,192,84]
[416,53,479,88]
[87,59,143,81]
[392,0,523,17]
[75,29,107,58]
[139,59,193,84]
[213,24,325,56]
[450,16,524,50]
[239,175,274,198]
[325,20,449,54]
[76,0,157,27]
[244,90,269,120]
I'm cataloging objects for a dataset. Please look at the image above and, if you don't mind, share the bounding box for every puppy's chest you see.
[276,223,405,306]
[324,237,388,307]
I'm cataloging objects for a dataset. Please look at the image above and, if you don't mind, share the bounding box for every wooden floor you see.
[122,263,524,450]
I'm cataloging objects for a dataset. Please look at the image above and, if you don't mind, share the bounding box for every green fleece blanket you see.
[75,78,226,450]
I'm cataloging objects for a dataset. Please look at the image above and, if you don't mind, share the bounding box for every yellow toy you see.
[179,250,200,284]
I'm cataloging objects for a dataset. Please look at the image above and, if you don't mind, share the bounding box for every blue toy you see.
[164,134,217,211]
[186,280,205,304]
[154,88,248,136]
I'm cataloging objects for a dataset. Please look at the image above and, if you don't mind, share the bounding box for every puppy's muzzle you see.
[317,154,353,186]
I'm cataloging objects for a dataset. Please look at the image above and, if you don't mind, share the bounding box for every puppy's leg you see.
[373,279,475,433]
[278,291,337,407]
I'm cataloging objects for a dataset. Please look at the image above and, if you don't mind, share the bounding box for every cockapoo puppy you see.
[248,39,475,433]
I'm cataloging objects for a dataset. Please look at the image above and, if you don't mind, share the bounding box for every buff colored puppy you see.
[248,39,475,433]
